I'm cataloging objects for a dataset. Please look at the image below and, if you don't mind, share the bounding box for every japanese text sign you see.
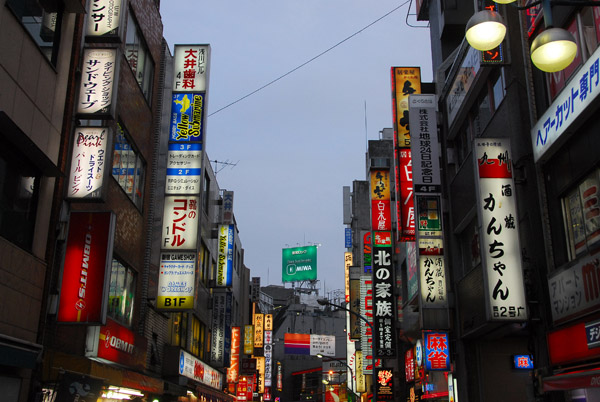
[424,331,449,371]
[398,149,416,240]
[68,126,109,199]
[178,350,223,389]
[85,0,121,37]
[254,313,264,348]
[419,238,448,309]
[77,48,116,116]
[157,252,195,310]
[227,327,241,383]
[173,45,209,92]
[532,42,600,162]
[408,94,441,193]
[375,369,394,400]
[391,67,422,148]
[161,196,199,250]
[513,355,534,369]
[166,143,202,194]
[405,348,415,382]
[244,325,254,355]
[475,140,527,321]
[372,246,397,358]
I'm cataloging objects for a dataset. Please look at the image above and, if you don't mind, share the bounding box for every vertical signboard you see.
[264,330,273,387]
[170,93,205,142]
[228,327,241,383]
[391,67,422,148]
[360,276,374,374]
[398,149,415,241]
[251,277,261,303]
[345,252,352,303]
[161,196,199,250]
[157,252,195,309]
[217,224,235,287]
[474,139,527,321]
[165,143,202,194]
[409,95,441,193]
[85,0,122,38]
[173,45,209,92]
[77,48,117,116]
[244,325,254,355]
[211,291,227,366]
[372,246,396,358]
[375,369,394,400]
[68,126,109,199]
[254,314,264,348]
[423,331,450,371]
[58,211,115,324]
[418,237,447,308]
[223,190,234,224]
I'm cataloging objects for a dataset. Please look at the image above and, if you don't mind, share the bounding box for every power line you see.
[207,1,411,117]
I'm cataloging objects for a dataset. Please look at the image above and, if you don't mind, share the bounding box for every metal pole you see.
[317,299,378,402]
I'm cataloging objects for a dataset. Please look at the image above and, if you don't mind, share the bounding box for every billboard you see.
[77,48,117,116]
[216,224,234,287]
[161,196,199,250]
[173,45,209,92]
[68,126,110,199]
[282,245,317,282]
[85,0,122,38]
[170,93,205,142]
[57,211,115,324]
[165,143,202,194]
[157,252,195,310]
[391,67,422,148]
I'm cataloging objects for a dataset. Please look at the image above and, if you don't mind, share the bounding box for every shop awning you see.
[543,368,600,391]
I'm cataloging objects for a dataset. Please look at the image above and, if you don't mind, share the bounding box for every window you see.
[562,168,600,260]
[108,259,136,327]
[125,11,154,102]
[190,315,207,358]
[0,138,41,250]
[200,241,210,285]
[6,0,62,65]
[112,123,145,209]
[491,69,506,111]
[203,173,211,213]
[170,313,188,348]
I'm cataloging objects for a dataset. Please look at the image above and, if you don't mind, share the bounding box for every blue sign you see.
[345,228,352,248]
[513,355,534,370]
[170,93,205,142]
[424,331,449,371]
[585,319,600,349]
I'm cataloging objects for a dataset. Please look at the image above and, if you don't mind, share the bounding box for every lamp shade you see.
[530,28,578,72]
[493,0,516,4]
[465,10,507,51]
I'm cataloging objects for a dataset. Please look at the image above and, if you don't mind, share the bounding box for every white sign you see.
[166,143,202,194]
[418,238,448,309]
[158,252,195,302]
[409,94,441,193]
[173,45,209,92]
[531,45,600,162]
[85,0,121,37]
[310,335,335,357]
[161,196,199,250]
[178,350,223,389]
[475,139,527,321]
[77,48,116,115]
[548,252,600,324]
[68,127,108,198]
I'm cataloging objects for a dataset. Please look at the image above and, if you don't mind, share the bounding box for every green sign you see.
[282,246,317,282]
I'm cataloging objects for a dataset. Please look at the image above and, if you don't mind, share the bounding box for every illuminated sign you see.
[173,45,209,92]
[391,67,422,148]
[170,93,205,142]
[265,314,273,331]
[211,291,231,366]
[344,252,352,303]
[360,276,375,374]
[161,196,199,250]
[85,317,145,370]
[418,238,447,309]
[398,149,415,241]
[424,331,449,371]
[57,211,115,324]
[370,169,391,200]
[157,252,195,310]
[372,246,396,358]
[77,48,116,116]
[216,224,234,286]
[375,369,394,400]
[178,350,223,389]
[227,327,241,383]
[282,246,317,282]
[166,143,202,194]
[68,127,109,199]
[405,348,415,382]
[85,0,121,37]
[254,314,264,348]
[244,325,254,355]
[513,355,534,370]
[475,140,527,321]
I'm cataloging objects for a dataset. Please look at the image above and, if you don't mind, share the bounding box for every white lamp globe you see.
[465,10,507,51]
[530,28,578,72]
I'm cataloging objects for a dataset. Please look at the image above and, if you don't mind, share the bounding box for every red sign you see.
[228,327,241,383]
[58,211,114,323]
[548,321,600,366]
[405,348,415,382]
[372,200,392,231]
[91,318,146,370]
[237,377,247,401]
[398,150,415,240]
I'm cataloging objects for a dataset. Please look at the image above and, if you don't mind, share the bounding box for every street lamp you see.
[463,0,594,72]
[316,354,355,395]
[316,298,378,402]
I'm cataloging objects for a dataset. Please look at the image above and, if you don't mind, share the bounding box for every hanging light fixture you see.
[465,10,507,51]
[464,0,586,72]
[530,27,578,72]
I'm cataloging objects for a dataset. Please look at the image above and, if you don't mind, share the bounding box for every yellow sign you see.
[356,351,366,393]
[391,67,422,148]
[254,314,264,348]
[244,325,254,355]
[256,356,265,393]
[157,296,193,310]
[265,314,273,331]
[370,170,391,200]
[345,252,352,303]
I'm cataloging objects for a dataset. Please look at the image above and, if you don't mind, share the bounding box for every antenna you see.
[211,159,239,175]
